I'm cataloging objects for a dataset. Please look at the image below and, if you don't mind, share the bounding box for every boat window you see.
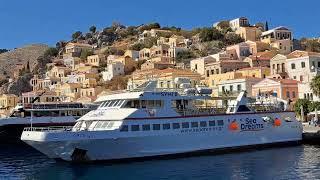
[142,124,151,131]
[116,100,124,107]
[152,124,160,130]
[101,121,109,128]
[107,122,114,129]
[155,100,162,107]
[174,100,185,110]
[237,105,251,112]
[110,100,118,107]
[191,122,199,128]
[124,101,131,108]
[141,100,146,108]
[95,121,104,129]
[217,120,224,126]
[209,121,215,127]
[172,123,180,129]
[73,121,82,131]
[103,101,110,107]
[131,125,140,131]
[147,100,154,107]
[200,121,207,127]
[120,125,128,132]
[182,122,189,128]
[163,123,171,130]
[99,102,105,108]
[133,100,140,108]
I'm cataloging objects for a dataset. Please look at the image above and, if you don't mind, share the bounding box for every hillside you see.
[0,44,49,79]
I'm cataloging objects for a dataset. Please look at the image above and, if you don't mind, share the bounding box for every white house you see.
[102,62,125,81]
[217,77,261,97]
[286,50,320,101]
[190,56,216,76]
[229,17,250,31]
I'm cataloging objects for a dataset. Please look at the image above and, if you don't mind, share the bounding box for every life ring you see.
[274,118,281,127]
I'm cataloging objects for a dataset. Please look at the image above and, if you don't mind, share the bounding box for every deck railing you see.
[23,103,89,110]
[23,126,73,132]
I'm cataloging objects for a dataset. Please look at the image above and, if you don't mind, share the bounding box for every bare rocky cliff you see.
[0,44,48,78]
[0,44,49,95]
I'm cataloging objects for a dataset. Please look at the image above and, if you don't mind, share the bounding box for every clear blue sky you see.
[1,0,319,49]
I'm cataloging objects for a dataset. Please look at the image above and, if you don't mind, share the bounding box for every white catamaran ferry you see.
[21,81,302,162]
[0,102,93,142]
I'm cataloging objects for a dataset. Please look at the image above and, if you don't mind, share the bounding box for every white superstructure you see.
[21,82,302,162]
[0,102,93,142]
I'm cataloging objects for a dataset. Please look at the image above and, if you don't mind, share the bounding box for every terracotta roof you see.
[238,66,269,71]
[286,50,320,59]
[0,94,17,97]
[270,78,299,84]
[66,42,92,47]
[261,26,290,36]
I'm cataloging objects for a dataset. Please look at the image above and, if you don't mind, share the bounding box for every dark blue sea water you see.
[1,144,320,180]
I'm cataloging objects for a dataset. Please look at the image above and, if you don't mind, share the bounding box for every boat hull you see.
[22,112,303,162]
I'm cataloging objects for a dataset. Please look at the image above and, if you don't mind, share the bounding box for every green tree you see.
[294,99,311,119]
[0,49,8,54]
[140,22,161,31]
[89,25,97,33]
[217,21,230,30]
[72,31,82,40]
[265,21,269,31]
[136,60,147,70]
[80,49,93,60]
[308,101,320,112]
[44,47,58,57]
[310,75,320,97]
[199,28,224,42]
[223,33,244,45]
[175,50,196,63]
[305,39,320,52]
[55,41,66,50]
[103,48,124,56]
[130,43,146,51]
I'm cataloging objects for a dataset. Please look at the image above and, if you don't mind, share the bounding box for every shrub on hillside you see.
[89,25,96,33]
[44,47,58,57]
[72,31,83,40]
[176,50,197,63]
[80,49,94,60]
[0,49,8,54]
[223,33,244,45]
[139,23,161,32]
[199,27,224,42]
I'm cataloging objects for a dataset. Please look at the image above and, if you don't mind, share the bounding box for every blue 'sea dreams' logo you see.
[240,118,264,131]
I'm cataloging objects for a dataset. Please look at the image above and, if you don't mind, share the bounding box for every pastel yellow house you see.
[139,48,151,60]
[261,26,292,44]
[260,26,293,54]
[56,83,81,102]
[86,54,106,67]
[168,35,188,47]
[235,26,262,42]
[79,86,103,102]
[46,66,72,78]
[76,64,98,74]
[64,42,92,58]
[206,71,243,88]
[127,68,201,90]
[124,50,139,60]
[0,94,19,110]
[113,56,137,74]
[236,67,270,78]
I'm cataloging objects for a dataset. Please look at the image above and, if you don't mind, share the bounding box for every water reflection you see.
[1,144,320,180]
